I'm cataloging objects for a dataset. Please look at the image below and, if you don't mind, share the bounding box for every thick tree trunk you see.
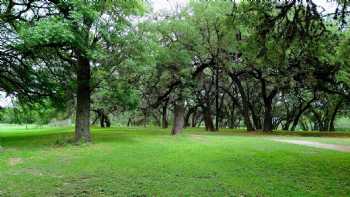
[260,77,277,132]
[171,99,185,135]
[202,107,215,131]
[161,104,168,129]
[75,55,91,142]
[263,99,273,132]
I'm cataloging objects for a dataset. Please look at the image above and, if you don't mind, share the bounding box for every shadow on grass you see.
[0,127,169,150]
[1,126,350,150]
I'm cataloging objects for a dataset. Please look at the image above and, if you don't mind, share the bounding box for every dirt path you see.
[271,139,350,153]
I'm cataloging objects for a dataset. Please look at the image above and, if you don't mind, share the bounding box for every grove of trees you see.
[1,0,350,142]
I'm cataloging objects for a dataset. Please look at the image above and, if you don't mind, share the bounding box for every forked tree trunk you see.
[171,99,185,135]
[75,55,91,142]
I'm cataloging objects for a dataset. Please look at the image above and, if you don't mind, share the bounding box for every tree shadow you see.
[0,128,166,150]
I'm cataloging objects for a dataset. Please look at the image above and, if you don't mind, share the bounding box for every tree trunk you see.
[263,99,273,132]
[250,104,262,130]
[191,111,197,127]
[171,99,185,135]
[291,106,310,131]
[329,99,343,131]
[127,117,132,127]
[233,77,254,131]
[99,112,105,128]
[184,107,196,128]
[104,114,111,128]
[215,64,220,131]
[75,55,91,142]
[260,77,277,132]
[282,119,293,130]
[202,107,215,131]
[161,104,168,129]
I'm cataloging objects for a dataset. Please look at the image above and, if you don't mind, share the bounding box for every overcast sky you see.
[0,0,339,108]
[150,0,338,13]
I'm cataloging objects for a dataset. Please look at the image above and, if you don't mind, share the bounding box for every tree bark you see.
[290,98,315,131]
[263,99,273,132]
[232,77,254,131]
[99,111,105,128]
[171,98,185,135]
[202,106,215,131]
[329,98,343,131]
[191,111,197,127]
[260,77,277,132]
[184,106,197,128]
[104,114,111,128]
[75,54,91,142]
[249,104,262,130]
[161,104,168,129]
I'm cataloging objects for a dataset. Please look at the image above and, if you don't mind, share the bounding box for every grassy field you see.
[0,127,350,197]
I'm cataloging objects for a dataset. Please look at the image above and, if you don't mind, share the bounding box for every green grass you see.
[1,127,350,197]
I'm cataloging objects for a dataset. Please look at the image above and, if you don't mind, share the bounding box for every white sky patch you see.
[0,92,12,108]
[150,0,336,13]
[313,0,338,14]
[150,0,188,13]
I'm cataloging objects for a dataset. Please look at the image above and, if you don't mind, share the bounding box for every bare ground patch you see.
[8,157,23,166]
[271,139,350,152]
[189,134,210,144]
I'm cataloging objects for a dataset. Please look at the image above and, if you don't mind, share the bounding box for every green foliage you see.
[0,101,61,125]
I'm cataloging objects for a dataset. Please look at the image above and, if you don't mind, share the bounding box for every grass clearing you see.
[0,127,350,196]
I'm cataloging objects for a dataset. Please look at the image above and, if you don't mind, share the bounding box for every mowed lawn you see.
[0,127,350,197]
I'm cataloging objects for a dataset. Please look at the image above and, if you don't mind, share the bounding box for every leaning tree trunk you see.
[171,99,185,135]
[329,99,343,131]
[75,54,91,142]
[233,77,254,131]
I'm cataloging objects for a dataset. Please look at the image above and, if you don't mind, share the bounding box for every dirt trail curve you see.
[271,139,350,153]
